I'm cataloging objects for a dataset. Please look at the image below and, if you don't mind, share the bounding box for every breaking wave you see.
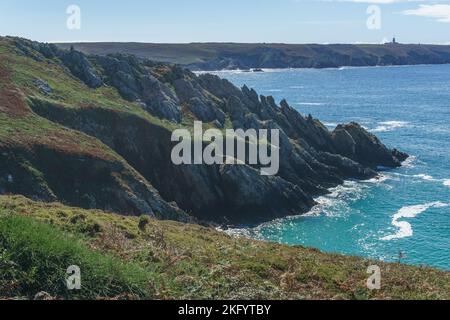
[401,156,417,168]
[371,121,410,133]
[381,202,448,241]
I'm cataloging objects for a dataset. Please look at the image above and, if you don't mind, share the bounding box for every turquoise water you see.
[210,65,450,270]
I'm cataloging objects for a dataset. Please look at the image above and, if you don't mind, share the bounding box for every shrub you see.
[138,215,151,231]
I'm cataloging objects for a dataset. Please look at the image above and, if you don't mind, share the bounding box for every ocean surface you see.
[208,65,450,270]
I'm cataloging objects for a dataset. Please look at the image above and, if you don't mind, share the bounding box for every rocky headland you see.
[0,37,408,225]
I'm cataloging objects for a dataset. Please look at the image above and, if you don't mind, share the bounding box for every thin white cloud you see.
[313,0,447,3]
[296,0,449,4]
[342,1,418,3]
[312,0,424,3]
[403,4,450,23]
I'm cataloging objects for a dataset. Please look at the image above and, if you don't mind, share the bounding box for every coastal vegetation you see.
[1,195,449,300]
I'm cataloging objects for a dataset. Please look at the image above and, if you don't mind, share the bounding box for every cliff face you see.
[0,37,407,224]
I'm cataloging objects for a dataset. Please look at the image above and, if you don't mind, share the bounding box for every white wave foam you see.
[392,170,450,188]
[409,174,450,185]
[413,174,435,181]
[365,173,391,184]
[264,89,283,92]
[289,85,304,89]
[381,202,448,241]
[305,180,369,217]
[295,102,324,106]
[401,156,416,168]
[371,121,410,133]
[221,180,369,237]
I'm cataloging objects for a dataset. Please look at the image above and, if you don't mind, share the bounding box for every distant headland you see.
[55,41,450,71]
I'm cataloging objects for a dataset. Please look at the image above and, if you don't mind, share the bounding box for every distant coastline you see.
[55,42,450,71]
[193,63,450,74]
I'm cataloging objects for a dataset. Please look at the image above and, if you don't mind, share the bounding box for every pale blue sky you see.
[1,0,450,44]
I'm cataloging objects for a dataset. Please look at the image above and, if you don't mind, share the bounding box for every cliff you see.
[0,37,407,225]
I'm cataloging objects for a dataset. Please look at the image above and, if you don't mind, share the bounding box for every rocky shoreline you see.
[1,37,408,225]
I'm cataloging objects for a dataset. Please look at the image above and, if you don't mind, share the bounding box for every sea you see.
[208,64,450,270]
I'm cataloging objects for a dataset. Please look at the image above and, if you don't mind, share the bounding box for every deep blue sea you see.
[208,65,450,270]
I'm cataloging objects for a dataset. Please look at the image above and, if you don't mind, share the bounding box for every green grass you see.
[0,215,154,299]
[1,195,449,300]
[0,111,121,161]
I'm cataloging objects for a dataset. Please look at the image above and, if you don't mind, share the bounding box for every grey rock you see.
[96,54,182,122]
[332,123,408,168]
[33,78,52,95]
[188,97,226,124]
[59,50,103,89]
[219,164,315,223]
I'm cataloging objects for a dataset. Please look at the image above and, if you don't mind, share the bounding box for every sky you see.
[1,0,450,44]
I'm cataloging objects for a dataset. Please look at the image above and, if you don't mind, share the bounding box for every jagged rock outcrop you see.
[3,37,409,225]
[14,38,103,89]
[94,54,183,122]
[59,49,103,89]
[331,123,408,168]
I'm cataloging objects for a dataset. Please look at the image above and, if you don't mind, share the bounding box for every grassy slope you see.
[1,195,449,300]
[0,37,145,158]
[0,37,214,142]
[2,38,175,131]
